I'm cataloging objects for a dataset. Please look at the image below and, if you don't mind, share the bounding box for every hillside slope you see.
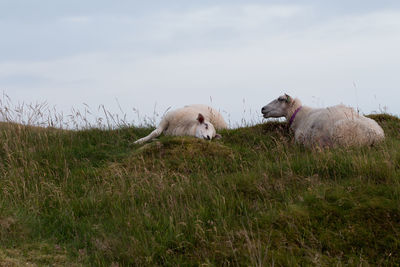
[1,115,400,266]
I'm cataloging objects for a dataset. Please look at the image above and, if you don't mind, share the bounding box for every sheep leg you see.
[134,120,168,144]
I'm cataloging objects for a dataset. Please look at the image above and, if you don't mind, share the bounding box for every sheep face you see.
[195,113,217,140]
[261,94,291,118]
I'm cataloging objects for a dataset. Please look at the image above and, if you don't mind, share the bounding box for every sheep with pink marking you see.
[134,104,228,144]
[261,94,385,147]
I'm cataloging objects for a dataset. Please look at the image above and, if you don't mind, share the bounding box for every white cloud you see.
[140,4,310,43]
[301,10,400,39]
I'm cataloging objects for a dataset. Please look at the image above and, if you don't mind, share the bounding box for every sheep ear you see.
[285,93,292,103]
[214,133,222,139]
[197,113,205,124]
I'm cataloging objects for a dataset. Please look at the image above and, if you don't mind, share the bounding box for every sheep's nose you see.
[261,107,266,113]
[207,135,211,140]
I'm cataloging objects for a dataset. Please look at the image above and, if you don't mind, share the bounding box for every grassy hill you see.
[0,114,399,266]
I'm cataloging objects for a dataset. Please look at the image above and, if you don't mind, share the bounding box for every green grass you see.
[0,115,400,266]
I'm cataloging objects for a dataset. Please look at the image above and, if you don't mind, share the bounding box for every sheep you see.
[261,94,385,147]
[134,104,228,144]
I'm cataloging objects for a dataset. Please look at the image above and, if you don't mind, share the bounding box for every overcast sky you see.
[1,0,399,127]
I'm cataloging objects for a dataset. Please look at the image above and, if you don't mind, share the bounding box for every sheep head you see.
[261,94,293,118]
[195,113,218,140]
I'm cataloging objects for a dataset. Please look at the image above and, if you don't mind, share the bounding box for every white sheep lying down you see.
[261,94,385,147]
[134,104,228,144]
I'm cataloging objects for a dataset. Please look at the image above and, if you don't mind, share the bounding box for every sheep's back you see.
[183,104,228,129]
[297,105,384,146]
